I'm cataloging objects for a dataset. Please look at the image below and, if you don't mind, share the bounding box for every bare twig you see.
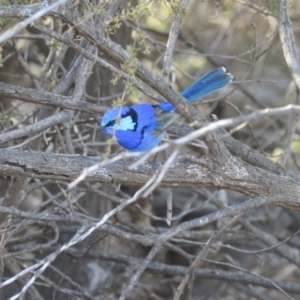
[162,0,190,80]
[281,89,300,165]
[277,0,300,90]
[0,0,67,44]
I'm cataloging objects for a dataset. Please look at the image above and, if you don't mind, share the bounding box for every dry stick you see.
[174,214,242,300]
[2,209,156,249]
[0,111,68,145]
[237,0,274,16]
[0,178,29,286]
[115,196,271,300]
[0,0,67,44]
[31,23,165,103]
[1,8,95,299]
[161,0,190,226]
[7,130,49,150]
[0,175,158,296]
[277,0,300,167]
[3,250,43,300]
[281,89,300,166]
[0,45,98,147]
[233,282,273,300]
[142,149,179,198]
[242,220,300,268]
[47,264,94,300]
[52,233,110,300]
[0,3,70,288]
[0,81,107,114]
[277,0,300,90]
[11,39,42,84]
[63,45,94,155]
[226,24,280,157]
[39,275,93,300]
[196,226,300,258]
[162,0,190,80]
[115,216,193,262]
[119,244,161,300]
[0,206,83,223]
[166,188,173,226]
[0,195,270,292]
[202,257,294,300]
[2,28,95,300]
[6,225,88,300]
[61,248,300,294]
[175,105,300,147]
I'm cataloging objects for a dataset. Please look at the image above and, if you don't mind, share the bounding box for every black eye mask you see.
[104,119,115,127]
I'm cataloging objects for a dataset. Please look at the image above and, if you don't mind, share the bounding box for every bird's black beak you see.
[96,126,103,132]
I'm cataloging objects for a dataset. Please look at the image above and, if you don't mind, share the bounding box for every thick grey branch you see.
[0,111,68,145]
[0,82,107,114]
[0,149,300,210]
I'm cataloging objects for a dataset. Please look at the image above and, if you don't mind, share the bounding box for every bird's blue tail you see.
[157,67,233,112]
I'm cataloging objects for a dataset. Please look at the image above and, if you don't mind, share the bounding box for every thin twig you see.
[0,0,67,44]
[281,88,300,165]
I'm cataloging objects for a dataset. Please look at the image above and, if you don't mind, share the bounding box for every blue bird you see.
[99,67,233,151]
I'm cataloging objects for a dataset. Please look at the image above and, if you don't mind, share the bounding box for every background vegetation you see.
[1,0,300,299]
